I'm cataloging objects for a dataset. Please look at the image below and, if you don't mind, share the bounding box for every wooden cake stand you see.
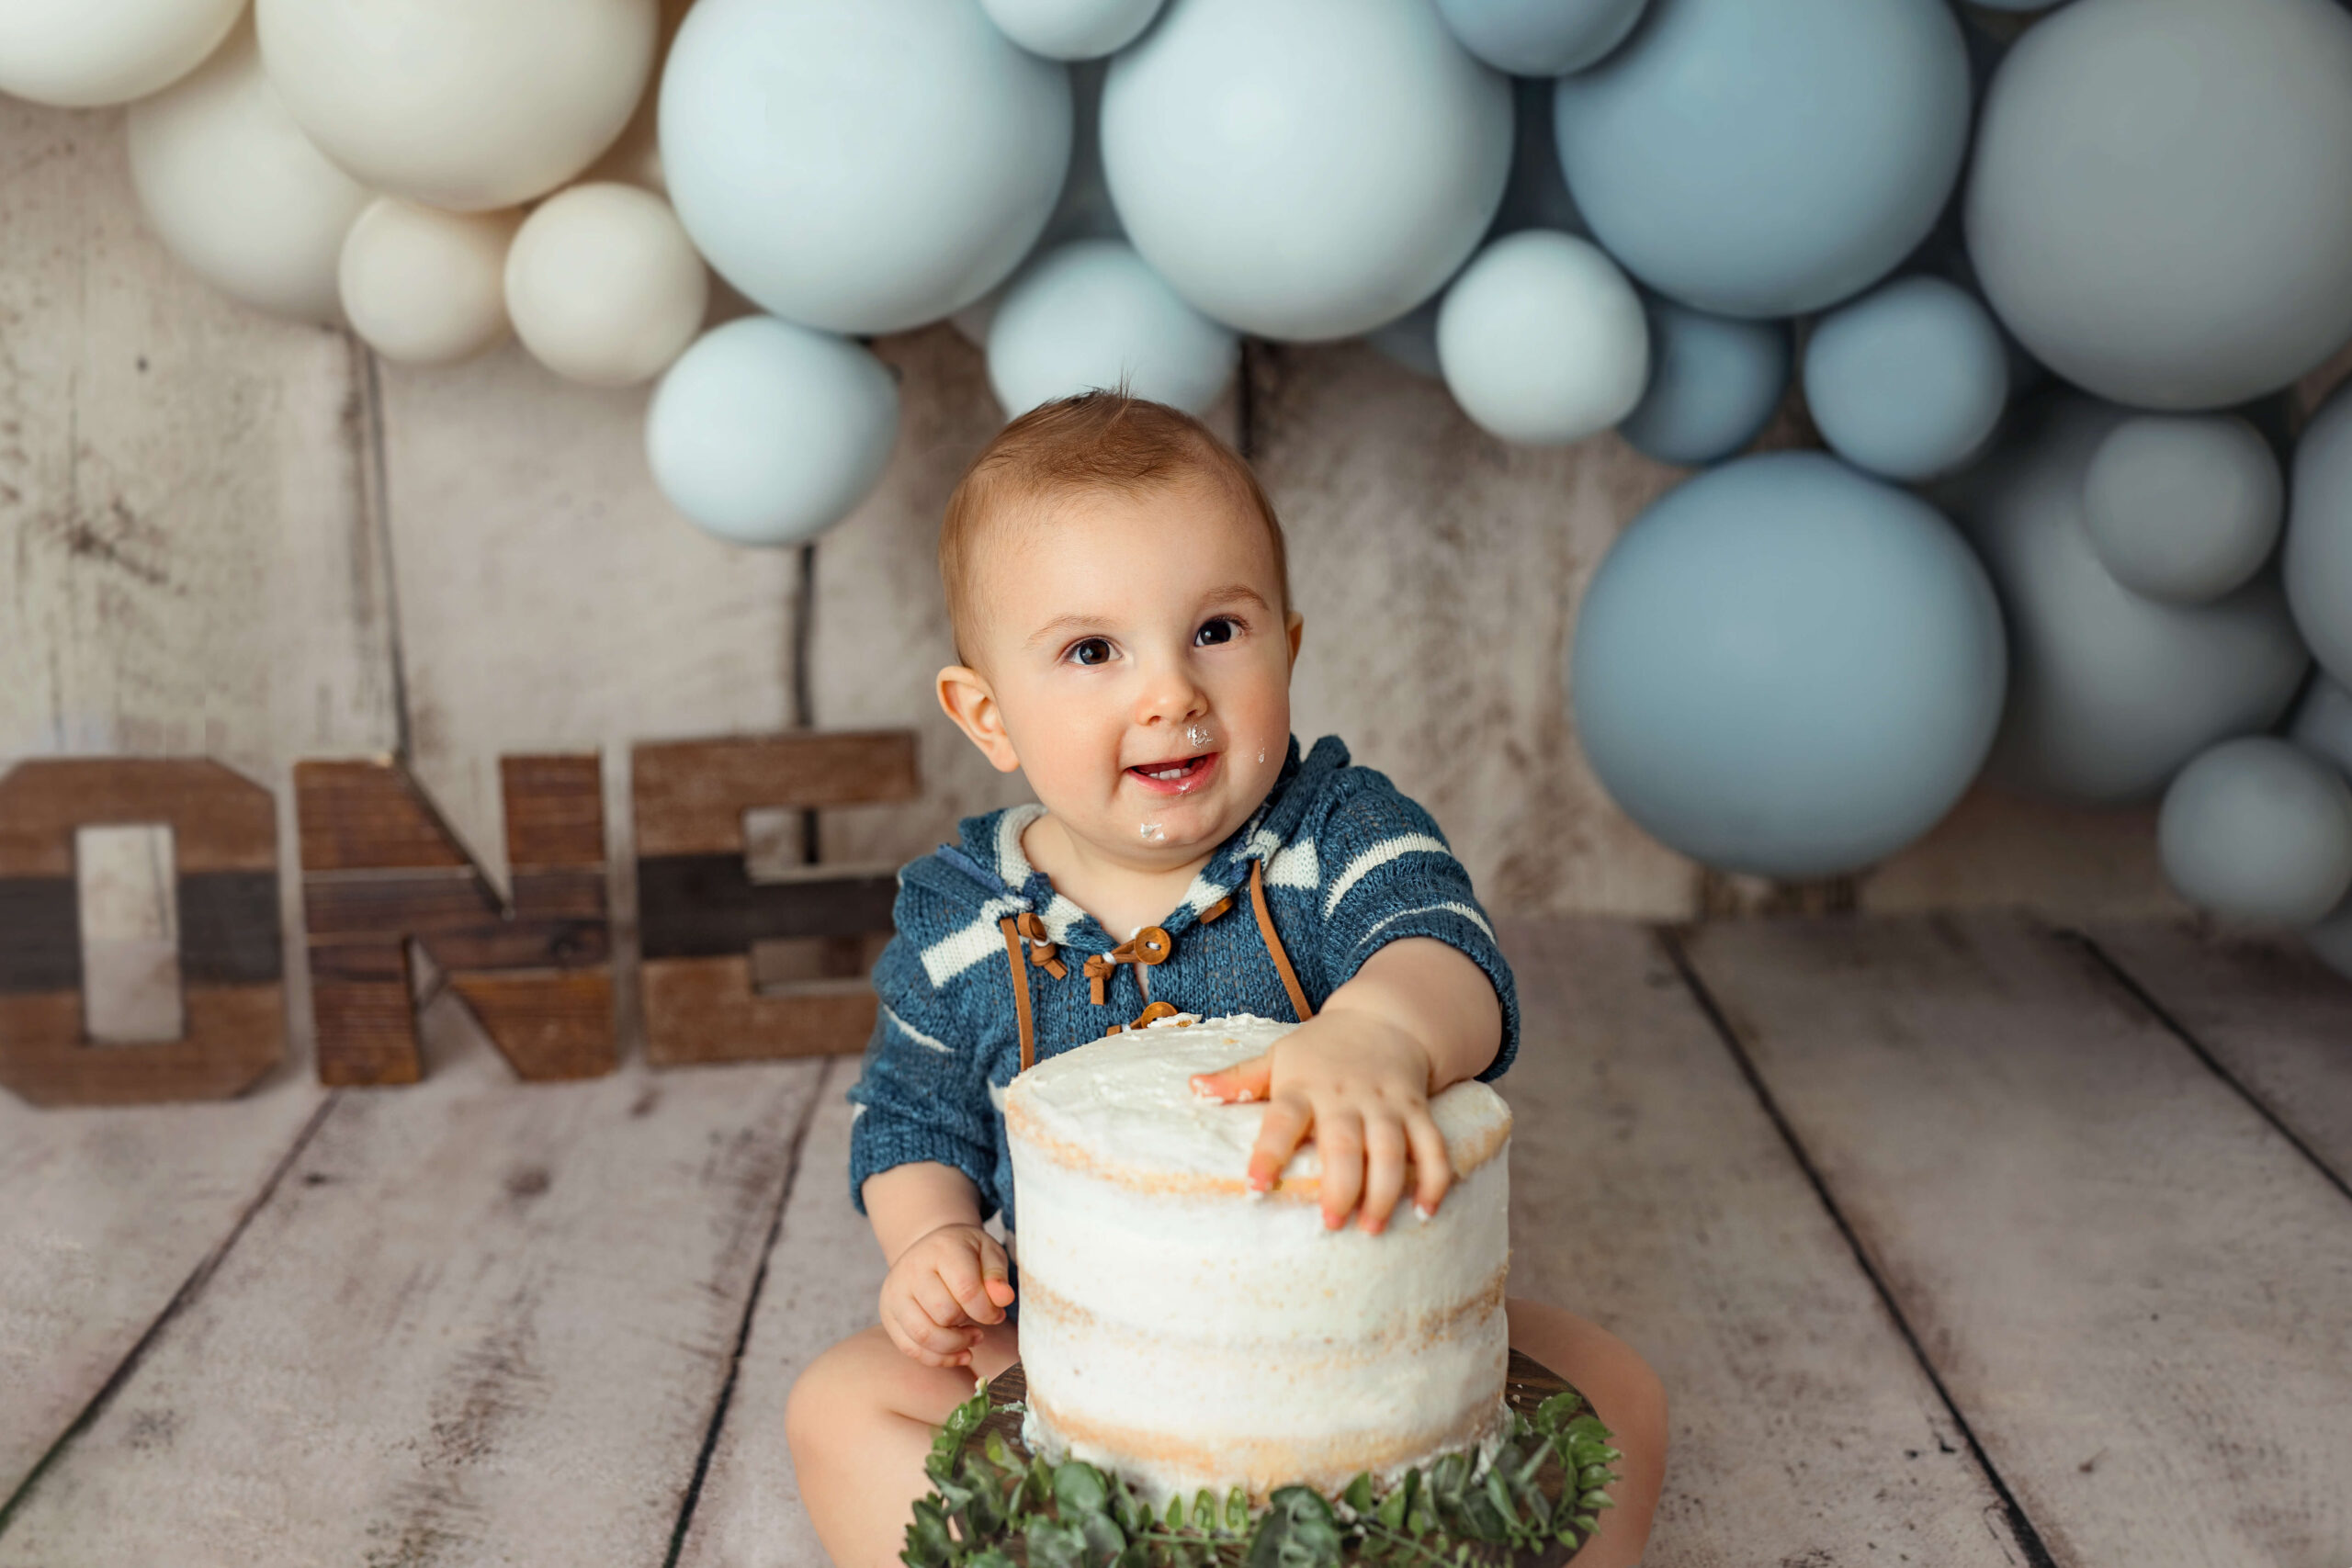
[973,1349,1598,1566]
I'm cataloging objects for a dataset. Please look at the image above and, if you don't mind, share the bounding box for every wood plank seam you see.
[660,1055,840,1568]
[0,1090,340,1542]
[1656,925,2064,1568]
[2070,929,2352,1206]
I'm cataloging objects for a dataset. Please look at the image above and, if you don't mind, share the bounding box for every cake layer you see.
[1003,1015,1514,1506]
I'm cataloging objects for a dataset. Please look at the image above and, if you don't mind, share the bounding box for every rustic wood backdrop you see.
[0,101,2186,1063]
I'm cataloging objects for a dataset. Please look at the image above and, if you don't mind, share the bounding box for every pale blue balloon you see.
[662,0,1071,334]
[645,318,899,547]
[1102,0,1512,341]
[2288,381,2352,690]
[2159,737,2352,925]
[1804,275,2010,481]
[988,239,1238,415]
[1617,299,1790,468]
[1572,452,2007,878]
[980,0,1165,60]
[1436,0,1649,77]
[1554,0,1972,317]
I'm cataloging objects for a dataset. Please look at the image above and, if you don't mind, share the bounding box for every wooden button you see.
[1132,1000,1181,1028]
[1132,926,1172,964]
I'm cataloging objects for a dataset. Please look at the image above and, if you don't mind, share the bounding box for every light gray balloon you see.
[1804,275,2009,482]
[2082,414,2282,605]
[2159,737,2352,924]
[1573,451,2007,880]
[1937,395,2310,804]
[1554,0,1972,318]
[1965,0,2352,410]
[1617,299,1790,468]
[1435,0,1648,76]
[2290,672,2352,776]
[2287,381,2352,690]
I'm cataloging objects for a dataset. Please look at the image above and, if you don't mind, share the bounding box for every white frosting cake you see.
[1003,1014,1512,1505]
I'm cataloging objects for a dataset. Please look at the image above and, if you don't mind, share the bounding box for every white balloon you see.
[988,240,1237,416]
[340,199,521,366]
[256,0,656,212]
[662,0,1071,335]
[979,0,1166,60]
[1102,0,1512,341]
[646,317,900,547]
[0,0,243,107]
[506,184,708,388]
[1438,231,1648,446]
[127,20,371,324]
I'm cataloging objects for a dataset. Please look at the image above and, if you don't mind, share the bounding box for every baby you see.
[786,393,1665,1568]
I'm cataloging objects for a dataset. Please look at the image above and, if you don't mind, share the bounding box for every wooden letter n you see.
[296,754,614,1086]
[634,730,916,1065]
[0,759,283,1107]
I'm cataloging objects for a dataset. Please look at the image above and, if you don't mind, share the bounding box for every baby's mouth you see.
[1126,752,1219,795]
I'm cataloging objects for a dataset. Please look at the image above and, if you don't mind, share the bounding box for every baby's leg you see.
[1506,1299,1667,1568]
[786,1321,1020,1568]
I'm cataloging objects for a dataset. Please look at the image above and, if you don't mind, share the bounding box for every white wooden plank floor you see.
[1,915,2344,1568]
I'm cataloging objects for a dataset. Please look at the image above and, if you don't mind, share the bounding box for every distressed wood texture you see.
[1679,914,2352,1568]
[0,1074,326,1508]
[0,99,399,1074]
[2086,921,2352,1187]
[369,343,800,901]
[1497,921,2022,1568]
[1249,344,1695,919]
[673,1059,880,1568]
[0,984,823,1568]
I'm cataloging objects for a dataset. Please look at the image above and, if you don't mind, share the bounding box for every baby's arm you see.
[864,1161,1017,1370]
[1191,935,1501,1235]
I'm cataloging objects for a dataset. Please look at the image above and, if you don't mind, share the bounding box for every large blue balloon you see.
[1554,0,1972,317]
[662,0,1070,334]
[1573,452,2007,878]
[645,317,899,547]
[1102,0,1511,341]
[1616,299,1790,468]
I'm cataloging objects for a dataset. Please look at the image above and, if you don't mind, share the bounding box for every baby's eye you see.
[1067,637,1115,667]
[1194,617,1238,648]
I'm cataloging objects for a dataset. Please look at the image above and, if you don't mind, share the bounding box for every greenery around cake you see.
[899,1380,1622,1568]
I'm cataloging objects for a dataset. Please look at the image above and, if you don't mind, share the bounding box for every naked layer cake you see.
[1002,1014,1512,1505]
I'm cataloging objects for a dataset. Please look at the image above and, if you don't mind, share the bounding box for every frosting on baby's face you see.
[940,472,1302,878]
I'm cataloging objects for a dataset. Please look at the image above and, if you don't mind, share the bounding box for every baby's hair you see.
[939,389,1291,665]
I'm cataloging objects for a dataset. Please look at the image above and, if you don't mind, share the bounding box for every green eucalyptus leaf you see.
[1225,1486,1249,1533]
[1572,1513,1600,1535]
[1193,1490,1217,1534]
[1341,1472,1374,1517]
[1245,1487,1342,1568]
[1165,1495,1185,1531]
[1056,1461,1112,1517]
[967,1552,1019,1568]
[1430,1452,1469,1508]
[1112,1478,1144,1536]
[1534,1392,1583,1433]
[1482,1471,1521,1531]
[1373,1482,1408,1532]
[1080,1508,1127,1565]
[1112,1543,1148,1568]
[1028,1515,1091,1568]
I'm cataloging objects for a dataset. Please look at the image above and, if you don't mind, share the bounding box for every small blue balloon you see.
[988,239,1238,414]
[1436,0,1649,77]
[1573,452,2007,878]
[1616,299,1790,467]
[1804,275,2010,481]
[646,317,899,547]
[1555,0,1972,317]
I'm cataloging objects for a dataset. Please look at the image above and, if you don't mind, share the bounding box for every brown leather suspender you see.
[1250,858,1316,1023]
[999,917,1037,1073]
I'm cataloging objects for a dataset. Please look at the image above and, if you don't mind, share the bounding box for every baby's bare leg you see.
[786,1322,1020,1568]
[1506,1299,1667,1568]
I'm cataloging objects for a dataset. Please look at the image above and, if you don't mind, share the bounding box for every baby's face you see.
[952,475,1299,872]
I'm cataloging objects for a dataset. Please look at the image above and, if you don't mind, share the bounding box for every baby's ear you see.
[1285,611,1306,666]
[937,665,1022,773]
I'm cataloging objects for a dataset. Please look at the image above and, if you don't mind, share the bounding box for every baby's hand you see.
[879,1223,1015,1369]
[1190,1012,1453,1234]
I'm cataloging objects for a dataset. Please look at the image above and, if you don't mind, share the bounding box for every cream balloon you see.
[340,198,521,366]
[505,184,708,388]
[256,0,657,212]
[0,0,243,107]
[128,19,372,324]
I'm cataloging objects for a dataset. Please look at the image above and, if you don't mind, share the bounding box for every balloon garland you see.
[26,0,2352,965]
